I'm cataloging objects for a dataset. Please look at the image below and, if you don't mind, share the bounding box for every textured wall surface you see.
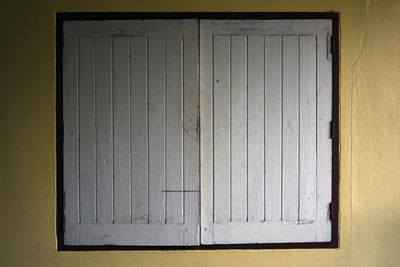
[0,0,399,266]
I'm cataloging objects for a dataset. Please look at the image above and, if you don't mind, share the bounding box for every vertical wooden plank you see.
[182,24,200,244]
[148,35,166,224]
[299,36,317,222]
[78,36,96,224]
[113,37,131,223]
[130,36,149,224]
[247,35,265,222]
[63,23,79,244]
[264,36,282,222]
[95,37,113,224]
[230,35,248,222]
[165,35,184,224]
[316,20,333,241]
[200,22,214,243]
[282,36,299,222]
[213,35,230,223]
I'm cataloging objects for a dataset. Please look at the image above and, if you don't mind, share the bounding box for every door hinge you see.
[327,33,333,60]
[329,202,335,221]
[330,35,335,55]
[330,120,334,139]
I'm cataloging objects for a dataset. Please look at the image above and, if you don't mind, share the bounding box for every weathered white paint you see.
[130,36,149,224]
[264,35,282,222]
[113,36,131,224]
[315,20,333,241]
[299,35,317,222]
[78,224,193,246]
[282,35,299,222]
[95,36,113,224]
[212,35,231,223]
[247,35,265,223]
[63,22,79,244]
[200,19,332,244]
[165,35,184,224]
[63,20,199,245]
[64,18,332,246]
[78,36,96,224]
[147,34,166,224]
[182,32,200,245]
[200,27,215,244]
[230,35,248,223]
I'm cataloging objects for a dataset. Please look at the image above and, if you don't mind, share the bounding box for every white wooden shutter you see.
[63,20,199,246]
[200,20,332,244]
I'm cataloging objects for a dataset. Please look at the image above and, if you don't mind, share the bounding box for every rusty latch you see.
[162,190,199,193]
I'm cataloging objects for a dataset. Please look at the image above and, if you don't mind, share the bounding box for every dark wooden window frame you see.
[56,12,339,251]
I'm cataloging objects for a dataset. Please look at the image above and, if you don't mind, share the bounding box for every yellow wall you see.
[1,0,399,266]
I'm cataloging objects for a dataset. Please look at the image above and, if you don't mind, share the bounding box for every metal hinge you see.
[327,33,333,60]
[330,120,334,139]
[330,35,335,55]
[329,202,334,221]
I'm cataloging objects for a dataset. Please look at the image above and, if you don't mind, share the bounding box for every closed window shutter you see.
[63,20,199,246]
[200,20,332,244]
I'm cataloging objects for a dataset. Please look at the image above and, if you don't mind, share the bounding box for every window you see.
[58,13,339,249]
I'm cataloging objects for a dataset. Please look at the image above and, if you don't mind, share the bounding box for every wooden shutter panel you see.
[200,20,332,244]
[63,20,199,246]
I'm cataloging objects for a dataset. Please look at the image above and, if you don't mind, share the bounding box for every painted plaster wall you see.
[0,0,399,266]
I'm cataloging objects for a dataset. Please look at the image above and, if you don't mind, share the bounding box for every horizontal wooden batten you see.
[77,224,190,245]
[212,221,323,244]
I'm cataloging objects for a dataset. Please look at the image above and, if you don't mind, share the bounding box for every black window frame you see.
[56,12,339,251]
